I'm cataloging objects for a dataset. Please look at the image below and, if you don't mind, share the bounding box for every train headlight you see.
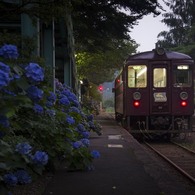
[181,101,187,107]
[133,92,141,100]
[180,92,188,100]
[133,101,140,107]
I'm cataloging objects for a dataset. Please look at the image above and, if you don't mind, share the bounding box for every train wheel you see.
[115,113,121,122]
[163,133,171,141]
[121,118,126,128]
[179,133,186,140]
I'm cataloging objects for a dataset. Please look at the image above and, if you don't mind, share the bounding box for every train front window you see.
[173,65,191,87]
[153,68,167,88]
[128,65,147,88]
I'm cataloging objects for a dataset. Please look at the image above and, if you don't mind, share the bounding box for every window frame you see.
[127,65,147,88]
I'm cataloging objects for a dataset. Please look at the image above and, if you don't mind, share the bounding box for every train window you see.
[153,68,167,88]
[128,65,147,88]
[173,65,191,87]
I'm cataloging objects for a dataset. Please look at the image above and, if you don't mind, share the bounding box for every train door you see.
[150,63,171,114]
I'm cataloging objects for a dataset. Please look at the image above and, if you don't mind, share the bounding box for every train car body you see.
[114,48,194,138]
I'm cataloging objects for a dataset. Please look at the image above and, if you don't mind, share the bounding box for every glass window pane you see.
[153,68,166,87]
[173,65,191,87]
[128,65,147,88]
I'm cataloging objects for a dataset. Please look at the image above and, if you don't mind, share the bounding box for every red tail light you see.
[181,101,187,107]
[133,101,140,107]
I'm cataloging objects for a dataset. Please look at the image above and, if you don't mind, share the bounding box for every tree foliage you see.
[71,0,163,83]
[76,40,137,84]
[0,0,163,52]
[157,0,195,59]
[71,0,162,52]
[0,0,69,22]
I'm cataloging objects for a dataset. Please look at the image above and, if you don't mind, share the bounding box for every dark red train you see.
[114,48,194,139]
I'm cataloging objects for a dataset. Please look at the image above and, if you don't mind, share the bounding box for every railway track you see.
[144,141,195,184]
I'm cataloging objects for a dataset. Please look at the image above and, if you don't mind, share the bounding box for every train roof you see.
[126,48,193,61]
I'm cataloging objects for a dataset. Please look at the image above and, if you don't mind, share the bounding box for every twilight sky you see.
[130,0,169,52]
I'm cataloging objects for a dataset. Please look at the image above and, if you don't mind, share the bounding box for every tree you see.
[72,0,162,52]
[71,0,163,84]
[103,99,114,108]
[0,0,69,22]
[76,39,137,84]
[157,0,195,59]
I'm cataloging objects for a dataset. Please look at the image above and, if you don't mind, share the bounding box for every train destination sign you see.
[153,92,167,102]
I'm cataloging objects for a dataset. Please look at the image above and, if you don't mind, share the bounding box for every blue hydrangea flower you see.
[15,143,32,155]
[9,74,21,82]
[58,96,70,106]
[91,150,100,159]
[81,138,90,147]
[72,141,83,149]
[68,94,78,102]
[61,89,72,97]
[0,115,10,128]
[81,131,90,139]
[47,92,56,103]
[33,104,44,114]
[0,131,5,139]
[87,114,94,121]
[69,93,77,101]
[32,151,48,166]
[0,62,10,89]
[27,86,43,102]
[62,83,72,90]
[13,74,20,79]
[15,170,32,184]
[69,106,80,113]
[0,44,19,59]
[88,121,95,129]
[2,89,16,96]
[55,79,63,90]
[73,100,80,107]
[77,124,86,132]
[46,101,53,108]
[80,112,87,119]
[0,70,10,89]
[0,62,10,73]
[3,173,18,186]
[46,109,55,117]
[25,63,44,83]
[66,115,75,125]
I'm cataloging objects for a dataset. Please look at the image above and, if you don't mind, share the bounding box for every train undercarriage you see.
[116,113,193,140]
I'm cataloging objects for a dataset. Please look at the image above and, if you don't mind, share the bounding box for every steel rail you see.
[171,141,195,154]
[144,141,195,184]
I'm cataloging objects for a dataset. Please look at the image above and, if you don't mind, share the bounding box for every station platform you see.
[43,112,193,195]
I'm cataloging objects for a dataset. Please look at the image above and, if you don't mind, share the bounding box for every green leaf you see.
[33,166,44,175]
[0,185,8,195]
[0,163,8,170]
[16,77,30,90]
[0,107,15,118]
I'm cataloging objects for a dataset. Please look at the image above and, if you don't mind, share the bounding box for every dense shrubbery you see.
[0,44,101,194]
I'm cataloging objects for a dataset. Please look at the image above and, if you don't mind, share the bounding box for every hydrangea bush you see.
[0,44,101,193]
